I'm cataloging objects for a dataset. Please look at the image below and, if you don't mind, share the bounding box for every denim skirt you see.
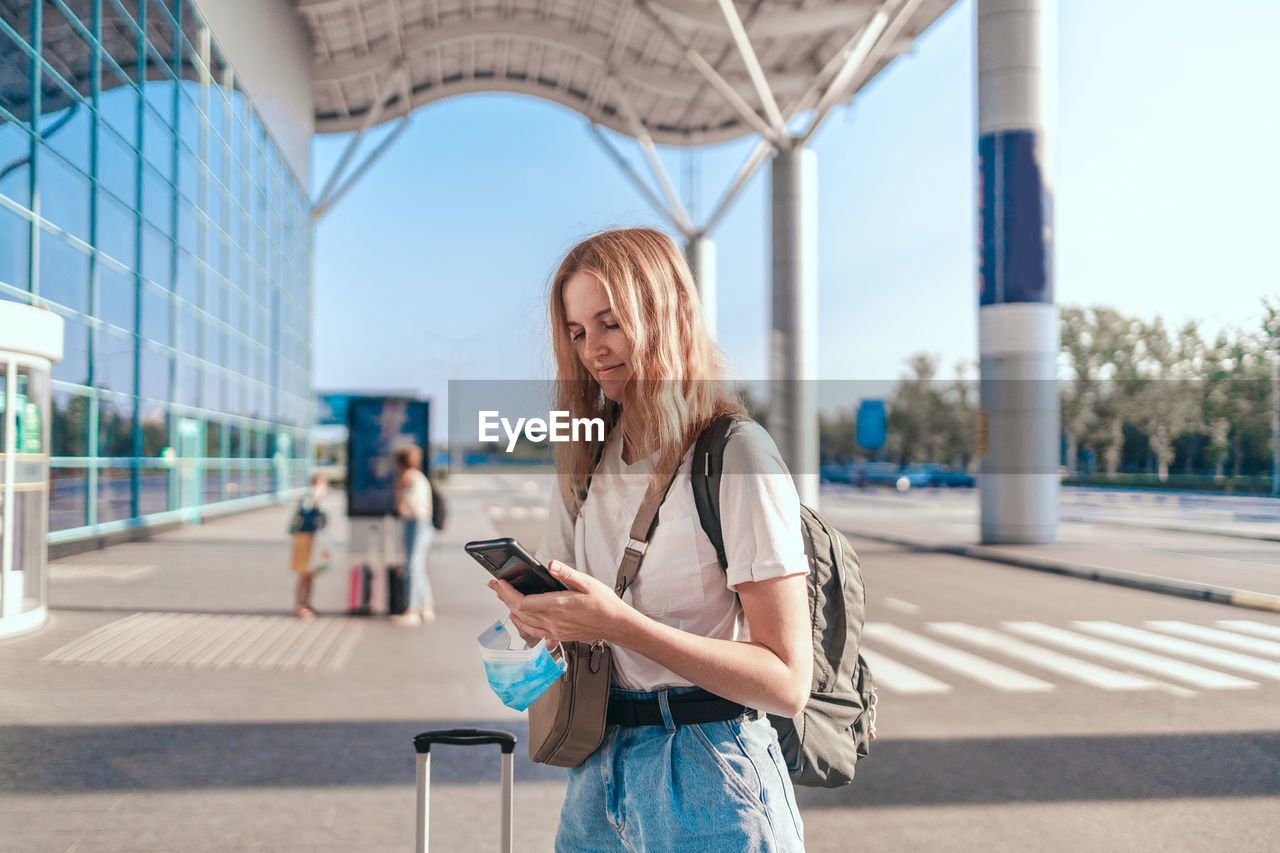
[554,687,806,852]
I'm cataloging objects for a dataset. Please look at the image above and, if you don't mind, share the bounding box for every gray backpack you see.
[692,414,877,788]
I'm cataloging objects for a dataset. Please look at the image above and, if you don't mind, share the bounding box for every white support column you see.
[685,235,716,340]
[976,0,1058,544]
[769,147,819,507]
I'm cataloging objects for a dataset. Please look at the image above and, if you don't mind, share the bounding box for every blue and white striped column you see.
[977,0,1059,544]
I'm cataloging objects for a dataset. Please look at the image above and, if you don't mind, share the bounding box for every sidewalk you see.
[821,500,1280,613]
[0,478,567,852]
[4,478,1280,851]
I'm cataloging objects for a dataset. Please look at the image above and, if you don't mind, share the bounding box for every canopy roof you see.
[297,0,957,145]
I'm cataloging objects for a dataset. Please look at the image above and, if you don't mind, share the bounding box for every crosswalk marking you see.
[1145,621,1280,658]
[863,623,1054,692]
[1002,622,1257,690]
[1072,622,1280,681]
[1216,620,1280,642]
[927,623,1167,691]
[860,649,952,694]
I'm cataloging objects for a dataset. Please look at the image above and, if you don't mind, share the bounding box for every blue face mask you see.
[477,620,566,712]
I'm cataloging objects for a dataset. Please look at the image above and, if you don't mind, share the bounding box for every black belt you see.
[606,688,759,728]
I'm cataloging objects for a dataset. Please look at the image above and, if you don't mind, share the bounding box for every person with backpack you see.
[393,444,435,626]
[288,472,329,619]
[489,228,811,851]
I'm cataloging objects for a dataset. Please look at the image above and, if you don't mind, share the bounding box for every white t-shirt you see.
[535,421,808,691]
[400,469,432,521]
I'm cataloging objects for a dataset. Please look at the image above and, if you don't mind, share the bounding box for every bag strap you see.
[690,413,751,571]
[612,463,683,597]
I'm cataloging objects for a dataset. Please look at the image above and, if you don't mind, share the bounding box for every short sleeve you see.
[535,483,577,567]
[717,422,809,590]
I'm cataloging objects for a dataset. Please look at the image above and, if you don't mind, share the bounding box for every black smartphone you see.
[465,537,568,595]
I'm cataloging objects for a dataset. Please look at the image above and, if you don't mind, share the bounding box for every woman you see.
[394,444,435,625]
[491,228,811,851]
[289,473,328,618]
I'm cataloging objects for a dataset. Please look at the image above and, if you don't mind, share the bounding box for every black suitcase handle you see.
[413,728,517,754]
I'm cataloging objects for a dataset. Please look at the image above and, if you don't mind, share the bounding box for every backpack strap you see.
[613,463,684,597]
[690,413,751,571]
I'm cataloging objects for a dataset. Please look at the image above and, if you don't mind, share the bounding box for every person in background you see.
[393,444,435,625]
[289,472,329,619]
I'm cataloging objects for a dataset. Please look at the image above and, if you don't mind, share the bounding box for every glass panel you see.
[51,389,89,456]
[0,369,5,451]
[38,230,89,313]
[139,343,169,400]
[141,164,173,235]
[94,328,136,395]
[0,204,30,289]
[95,191,138,268]
[50,467,87,530]
[98,53,139,147]
[139,465,168,514]
[0,17,34,127]
[203,367,221,410]
[176,141,198,202]
[37,149,90,242]
[204,418,221,457]
[37,74,90,173]
[142,105,173,178]
[53,313,89,385]
[140,222,171,287]
[101,0,141,83]
[140,399,166,456]
[176,195,197,254]
[146,0,179,74]
[98,394,134,457]
[97,122,138,206]
[15,365,46,455]
[96,466,133,521]
[176,248,197,304]
[97,262,136,332]
[42,1,94,99]
[0,121,31,205]
[174,356,196,406]
[140,282,170,344]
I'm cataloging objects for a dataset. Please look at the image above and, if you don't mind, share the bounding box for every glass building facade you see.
[0,0,313,545]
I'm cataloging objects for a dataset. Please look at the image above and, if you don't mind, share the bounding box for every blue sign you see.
[347,397,430,517]
[856,400,887,451]
[978,129,1053,306]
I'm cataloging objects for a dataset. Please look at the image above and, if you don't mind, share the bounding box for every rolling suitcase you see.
[413,728,516,853]
[387,564,409,615]
[347,563,375,615]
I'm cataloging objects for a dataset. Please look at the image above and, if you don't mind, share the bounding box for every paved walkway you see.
[0,476,566,852]
[821,494,1280,612]
[2,476,1278,851]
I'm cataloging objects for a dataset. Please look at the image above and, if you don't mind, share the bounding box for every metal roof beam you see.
[712,0,785,137]
[314,64,407,208]
[797,0,921,147]
[588,124,692,239]
[313,117,412,222]
[716,0,783,135]
[646,1,869,38]
[610,81,695,236]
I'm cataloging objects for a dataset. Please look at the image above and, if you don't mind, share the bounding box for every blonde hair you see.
[548,227,744,508]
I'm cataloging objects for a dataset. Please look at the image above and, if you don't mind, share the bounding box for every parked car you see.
[820,461,852,484]
[923,463,976,488]
[895,465,934,491]
[858,462,903,487]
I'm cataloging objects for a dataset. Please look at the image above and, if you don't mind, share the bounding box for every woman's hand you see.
[490,560,633,646]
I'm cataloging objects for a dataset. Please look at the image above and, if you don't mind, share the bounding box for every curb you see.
[1059,515,1280,543]
[848,530,1280,614]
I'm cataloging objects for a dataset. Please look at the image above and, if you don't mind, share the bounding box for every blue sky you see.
[311,0,1280,433]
